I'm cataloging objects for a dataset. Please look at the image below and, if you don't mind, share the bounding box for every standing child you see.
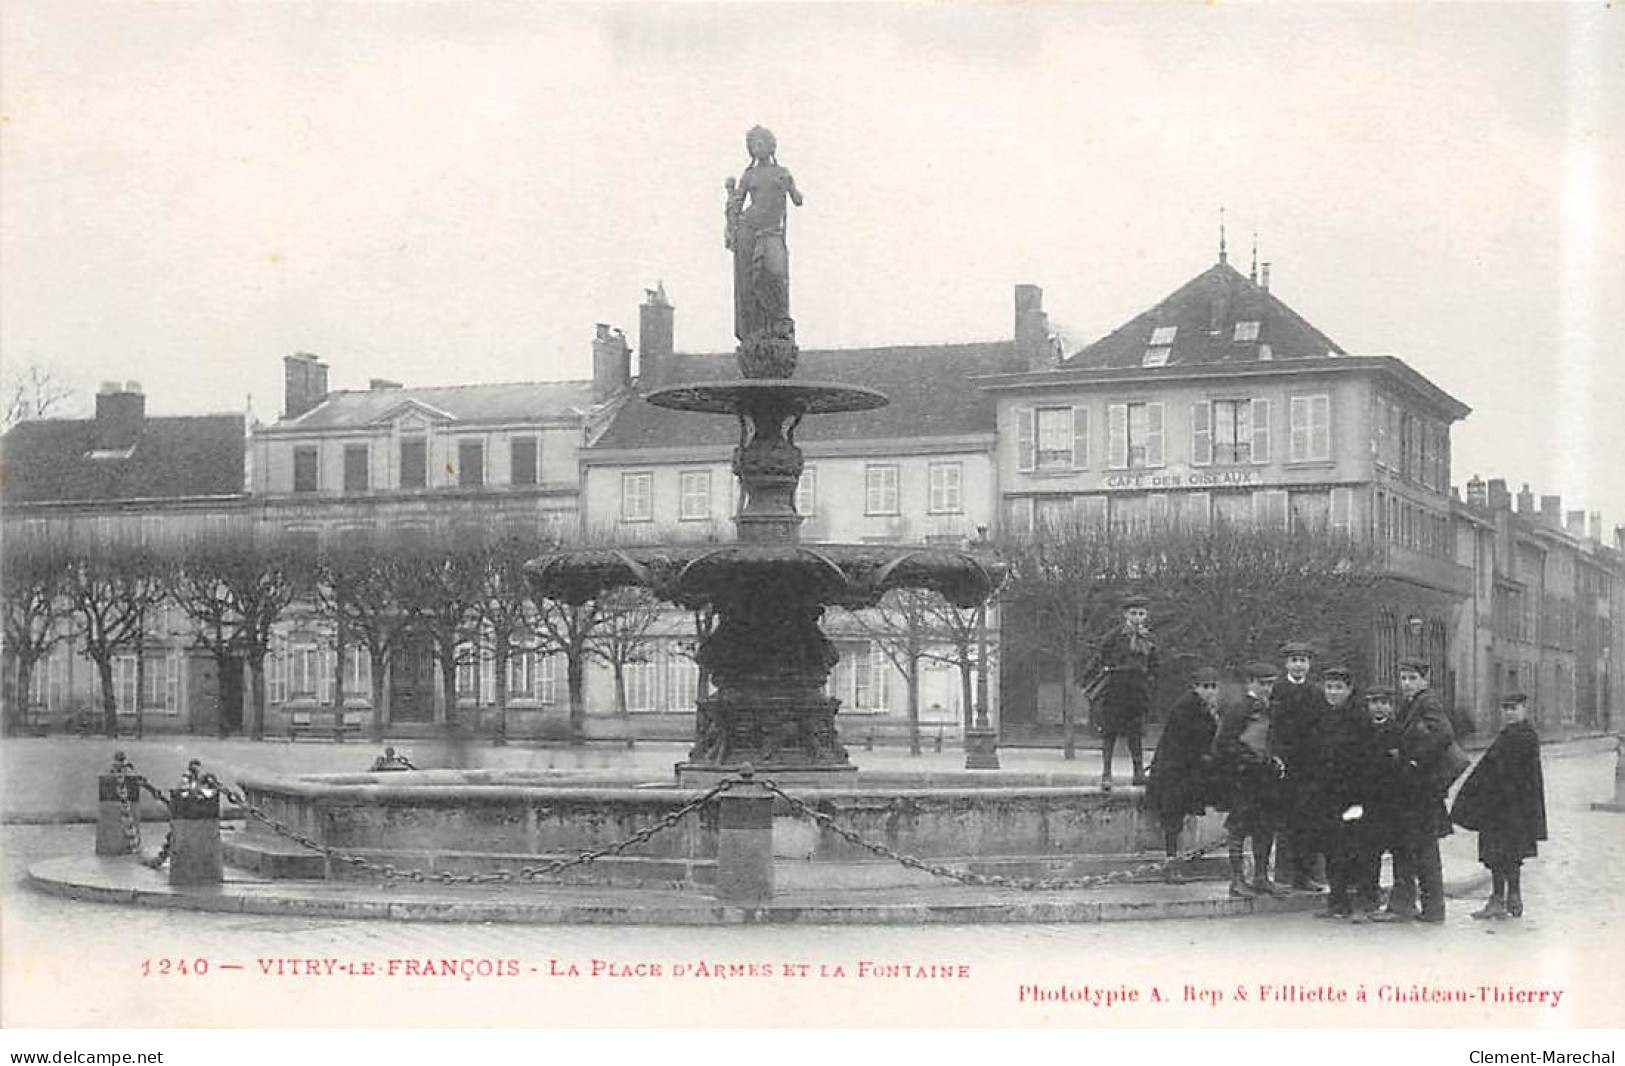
[1450,692,1548,919]
[1216,661,1289,898]
[1142,666,1223,882]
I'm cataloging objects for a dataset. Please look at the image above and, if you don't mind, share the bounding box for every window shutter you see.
[1312,396,1331,461]
[1192,401,1212,465]
[1290,396,1309,462]
[1145,403,1165,466]
[1251,398,1272,464]
[1107,404,1128,469]
[1330,487,1354,534]
[1071,406,1088,469]
[1016,408,1036,472]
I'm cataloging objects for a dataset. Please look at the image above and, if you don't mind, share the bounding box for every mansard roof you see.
[280,380,598,431]
[1,414,246,504]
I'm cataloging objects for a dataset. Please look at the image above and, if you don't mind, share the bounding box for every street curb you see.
[27,855,1342,926]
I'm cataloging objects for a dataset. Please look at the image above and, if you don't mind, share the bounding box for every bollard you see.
[167,788,224,885]
[1592,734,1625,813]
[712,774,773,907]
[95,770,140,856]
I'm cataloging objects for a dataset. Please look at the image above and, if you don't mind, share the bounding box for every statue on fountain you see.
[726,125,803,378]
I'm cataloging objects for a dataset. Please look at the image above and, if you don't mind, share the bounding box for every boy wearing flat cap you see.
[1215,661,1290,898]
[1450,692,1547,919]
[1142,666,1223,882]
[1315,668,1387,918]
[1373,657,1460,923]
[1271,640,1332,892]
[1348,686,1405,923]
[1086,593,1159,791]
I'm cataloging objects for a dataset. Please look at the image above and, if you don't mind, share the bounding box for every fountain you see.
[212,129,1226,896]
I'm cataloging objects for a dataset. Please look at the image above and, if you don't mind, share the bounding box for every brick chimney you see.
[1589,512,1603,542]
[638,283,674,389]
[369,378,402,391]
[283,353,329,420]
[1539,494,1561,527]
[1466,474,1487,509]
[1014,284,1053,369]
[1487,478,1510,511]
[592,324,631,404]
[1517,483,1535,515]
[1566,509,1587,537]
[94,380,145,450]
[1260,262,1272,292]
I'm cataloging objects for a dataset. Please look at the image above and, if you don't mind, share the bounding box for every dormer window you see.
[1142,347,1171,368]
[1150,326,1178,345]
[1234,320,1261,342]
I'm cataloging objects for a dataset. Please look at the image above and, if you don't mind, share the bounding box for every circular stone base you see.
[675,764,859,789]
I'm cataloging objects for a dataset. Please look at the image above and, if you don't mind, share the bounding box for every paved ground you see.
[3,738,1621,1028]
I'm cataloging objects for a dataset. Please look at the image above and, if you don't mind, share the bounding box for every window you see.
[795,467,817,517]
[1206,399,1269,465]
[1234,320,1261,342]
[267,651,286,705]
[1017,406,1087,471]
[928,462,963,514]
[1289,394,1331,462]
[1253,489,1289,530]
[510,439,539,486]
[114,655,138,713]
[1288,490,1330,533]
[289,644,318,699]
[508,648,535,700]
[1150,326,1178,345]
[292,447,319,493]
[625,658,658,713]
[668,655,700,708]
[343,445,369,492]
[456,647,481,702]
[400,438,427,489]
[679,470,712,521]
[537,654,558,705]
[1142,346,1171,368]
[1107,402,1164,469]
[1035,496,1074,534]
[621,472,653,522]
[1213,491,1252,527]
[1111,494,1148,532]
[1331,487,1355,534]
[345,646,370,700]
[1374,395,1391,468]
[841,642,890,712]
[458,441,485,488]
[865,464,900,515]
[142,654,178,712]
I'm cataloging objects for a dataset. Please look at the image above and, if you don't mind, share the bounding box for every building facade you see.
[977,257,1474,741]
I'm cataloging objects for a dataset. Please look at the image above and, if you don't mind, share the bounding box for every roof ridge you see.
[668,338,1014,360]
[324,378,594,396]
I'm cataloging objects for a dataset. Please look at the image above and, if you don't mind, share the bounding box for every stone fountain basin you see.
[229,769,1227,889]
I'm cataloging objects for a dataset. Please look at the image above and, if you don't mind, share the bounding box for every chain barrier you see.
[112,775,142,853]
[214,777,740,887]
[757,778,1229,892]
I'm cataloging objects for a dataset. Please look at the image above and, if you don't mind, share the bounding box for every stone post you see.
[1592,734,1625,813]
[168,789,224,885]
[712,774,774,906]
[95,773,140,856]
[964,599,1001,770]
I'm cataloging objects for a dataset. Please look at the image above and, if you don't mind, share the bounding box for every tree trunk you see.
[96,656,117,737]
[133,619,145,741]
[247,655,266,740]
[492,637,510,745]
[332,616,347,741]
[906,657,921,756]
[369,647,388,744]
[438,652,457,732]
[959,651,975,732]
[567,652,586,742]
[12,656,36,735]
[612,662,627,717]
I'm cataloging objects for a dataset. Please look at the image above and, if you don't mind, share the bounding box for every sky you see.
[2,2,1621,526]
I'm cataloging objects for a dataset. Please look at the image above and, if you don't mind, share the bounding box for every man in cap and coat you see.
[1085,593,1159,791]
[1142,666,1223,882]
[1347,685,1406,924]
[1314,667,1384,918]
[1371,657,1459,923]
[1215,661,1290,898]
[1451,691,1547,919]
[1271,640,1332,892]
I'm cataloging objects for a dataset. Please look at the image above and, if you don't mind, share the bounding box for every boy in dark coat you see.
[1347,686,1405,924]
[1271,640,1332,892]
[1371,657,1457,924]
[1451,691,1547,919]
[1143,666,1223,882]
[1215,661,1289,898]
[1313,666,1368,917]
[1087,594,1160,791]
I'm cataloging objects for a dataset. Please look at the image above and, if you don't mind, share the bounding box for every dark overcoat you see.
[1450,720,1547,866]
[1089,625,1158,734]
[1142,691,1221,820]
[1271,678,1333,808]
[1394,688,1455,839]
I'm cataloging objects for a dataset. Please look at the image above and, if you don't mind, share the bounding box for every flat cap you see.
[1119,593,1149,609]
[1243,660,1279,680]
[1365,686,1397,701]
[1190,666,1221,685]
[1499,691,1529,706]
[1322,666,1353,683]
[1397,657,1432,673]
[1280,641,1316,657]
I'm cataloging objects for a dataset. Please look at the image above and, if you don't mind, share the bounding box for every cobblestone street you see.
[3,738,1620,1028]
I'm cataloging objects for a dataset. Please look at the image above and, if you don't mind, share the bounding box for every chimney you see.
[1488,478,1510,511]
[1516,483,1535,515]
[1566,510,1587,537]
[93,381,145,450]
[283,352,329,420]
[369,378,402,391]
[1539,494,1561,527]
[638,283,675,389]
[591,324,631,403]
[1260,262,1271,292]
[1465,474,1487,509]
[1589,512,1603,542]
[1014,284,1053,369]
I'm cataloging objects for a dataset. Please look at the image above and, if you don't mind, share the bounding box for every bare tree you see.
[587,587,664,717]
[63,546,171,737]
[915,595,1000,733]
[838,590,944,755]
[468,534,550,742]
[397,542,486,732]
[314,540,418,744]
[1,531,74,734]
[1,362,76,430]
[532,598,610,741]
